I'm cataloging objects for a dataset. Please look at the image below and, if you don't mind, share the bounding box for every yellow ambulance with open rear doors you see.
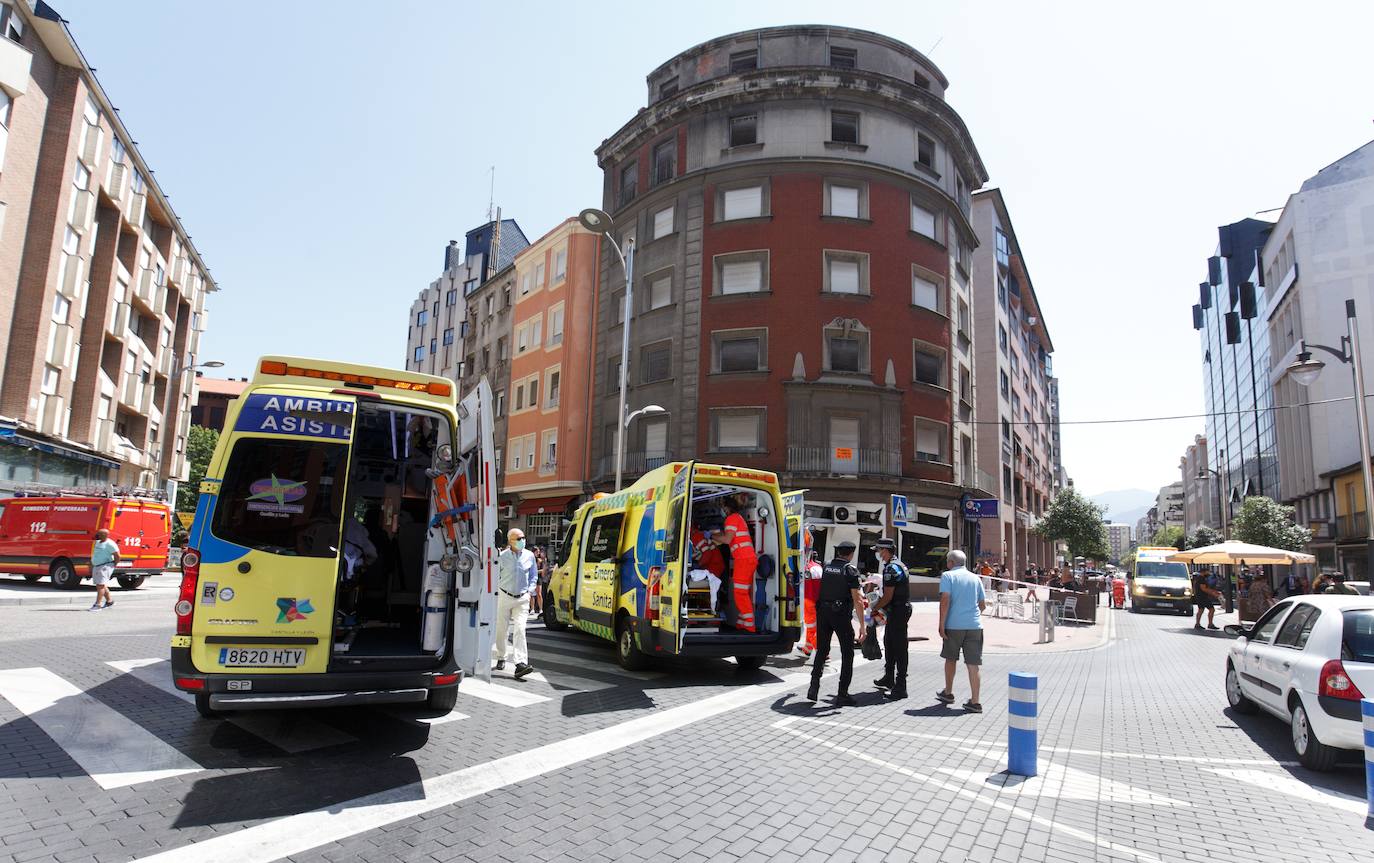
[171,356,497,717]
[543,461,801,670]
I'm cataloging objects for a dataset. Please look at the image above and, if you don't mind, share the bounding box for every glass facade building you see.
[1193,218,1280,524]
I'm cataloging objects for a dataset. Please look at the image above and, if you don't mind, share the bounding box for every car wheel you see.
[426,685,459,713]
[735,655,766,672]
[193,693,223,720]
[1290,698,1339,771]
[116,576,146,590]
[50,560,80,590]
[542,591,568,631]
[615,616,650,671]
[1225,663,1258,714]
[1128,602,1139,613]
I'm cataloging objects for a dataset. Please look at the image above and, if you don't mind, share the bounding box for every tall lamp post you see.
[158,355,222,502]
[1282,298,1374,569]
[577,207,639,491]
[1197,462,1229,538]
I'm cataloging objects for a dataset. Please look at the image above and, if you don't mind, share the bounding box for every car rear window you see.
[1342,609,1374,663]
[211,437,348,557]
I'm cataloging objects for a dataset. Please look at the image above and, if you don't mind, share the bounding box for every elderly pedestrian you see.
[494,528,538,679]
[935,550,987,712]
[89,529,120,611]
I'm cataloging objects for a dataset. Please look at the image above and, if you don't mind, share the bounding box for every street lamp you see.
[578,207,638,491]
[1196,463,1229,538]
[158,356,223,501]
[1281,298,1374,566]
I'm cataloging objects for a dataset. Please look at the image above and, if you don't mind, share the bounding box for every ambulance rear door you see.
[453,379,497,683]
[659,461,695,654]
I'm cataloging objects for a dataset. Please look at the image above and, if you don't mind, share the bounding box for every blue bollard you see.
[1008,672,1038,777]
[1364,699,1373,830]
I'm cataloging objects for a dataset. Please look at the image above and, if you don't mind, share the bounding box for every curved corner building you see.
[591,26,991,573]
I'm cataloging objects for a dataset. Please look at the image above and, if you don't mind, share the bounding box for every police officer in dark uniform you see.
[807,541,866,706]
[871,538,911,700]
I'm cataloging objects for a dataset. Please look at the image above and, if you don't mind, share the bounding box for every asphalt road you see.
[0,586,1369,863]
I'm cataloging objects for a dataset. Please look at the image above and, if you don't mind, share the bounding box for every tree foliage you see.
[1187,525,1224,549]
[1034,488,1109,561]
[172,426,219,545]
[1150,526,1186,549]
[1232,496,1312,551]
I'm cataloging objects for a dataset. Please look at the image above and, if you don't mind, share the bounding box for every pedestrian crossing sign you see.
[891,494,909,527]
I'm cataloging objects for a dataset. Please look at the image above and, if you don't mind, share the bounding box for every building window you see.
[553,248,567,282]
[652,206,674,240]
[641,342,672,383]
[2,3,24,43]
[957,297,971,340]
[917,133,936,171]
[714,251,768,295]
[648,273,672,310]
[915,420,946,463]
[911,201,938,240]
[619,161,638,206]
[719,184,764,220]
[995,228,1010,267]
[912,269,942,312]
[442,328,454,346]
[830,110,860,144]
[825,182,863,219]
[546,369,561,408]
[712,328,766,373]
[652,139,676,186]
[644,418,668,463]
[658,77,679,100]
[413,346,423,363]
[729,49,758,72]
[829,46,857,69]
[913,342,946,387]
[824,251,868,295]
[430,338,437,354]
[509,437,524,472]
[728,113,757,147]
[958,365,972,404]
[711,408,764,452]
[445,288,457,306]
[534,261,545,288]
[41,365,59,395]
[547,304,564,346]
[52,294,71,324]
[999,370,1010,398]
[999,324,1008,355]
[823,321,869,374]
[913,70,930,90]
[463,277,479,296]
[542,429,558,472]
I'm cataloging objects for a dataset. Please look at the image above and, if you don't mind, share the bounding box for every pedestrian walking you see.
[870,538,911,700]
[935,549,986,712]
[1281,570,1304,597]
[89,528,120,611]
[1323,572,1360,595]
[530,546,547,616]
[494,528,537,679]
[1192,566,1221,630]
[807,541,865,707]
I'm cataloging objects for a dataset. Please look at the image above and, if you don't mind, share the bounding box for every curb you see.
[0,573,180,607]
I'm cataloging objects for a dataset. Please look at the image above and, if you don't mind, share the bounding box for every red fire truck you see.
[0,494,171,589]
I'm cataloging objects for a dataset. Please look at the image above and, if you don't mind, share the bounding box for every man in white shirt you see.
[494,528,538,679]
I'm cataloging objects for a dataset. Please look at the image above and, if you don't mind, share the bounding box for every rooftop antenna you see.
[486,166,496,223]
[927,36,943,55]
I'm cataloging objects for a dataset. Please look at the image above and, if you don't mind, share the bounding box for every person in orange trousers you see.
[799,529,822,655]
[718,494,757,632]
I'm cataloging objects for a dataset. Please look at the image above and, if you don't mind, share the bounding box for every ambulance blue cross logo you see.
[891,494,909,528]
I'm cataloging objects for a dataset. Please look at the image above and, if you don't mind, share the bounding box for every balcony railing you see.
[1337,512,1368,541]
[786,446,900,477]
[596,451,672,480]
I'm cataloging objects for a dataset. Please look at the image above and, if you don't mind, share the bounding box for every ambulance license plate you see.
[218,647,306,668]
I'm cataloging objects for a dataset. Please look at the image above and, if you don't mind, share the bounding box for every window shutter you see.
[830,259,860,294]
[916,424,941,458]
[653,207,674,239]
[722,186,762,220]
[717,414,759,449]
[831,186,860,218]
[720,260,761,294]
[913,275,939,310]
[911,204,937,238]
[645,420,668,456]
[650,275,672,309]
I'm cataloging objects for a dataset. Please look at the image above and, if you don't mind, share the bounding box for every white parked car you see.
[1224,594,1374,771]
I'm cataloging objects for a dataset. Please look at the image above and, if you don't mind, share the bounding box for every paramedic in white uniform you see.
[494,528,538,679]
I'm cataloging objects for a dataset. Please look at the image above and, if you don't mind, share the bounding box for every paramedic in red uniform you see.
[800,531,822,657]
[717,494,758,632]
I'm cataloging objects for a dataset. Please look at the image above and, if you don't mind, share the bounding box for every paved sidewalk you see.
[904,599,1114,653]
[0,572,180,606]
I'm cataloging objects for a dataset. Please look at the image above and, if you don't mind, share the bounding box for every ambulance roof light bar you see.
[258,360,452,397]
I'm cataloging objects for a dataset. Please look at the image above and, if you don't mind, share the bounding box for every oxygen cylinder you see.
[421,563,451,651]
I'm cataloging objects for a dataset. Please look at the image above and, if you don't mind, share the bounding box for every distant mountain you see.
[1089,489,1156,526]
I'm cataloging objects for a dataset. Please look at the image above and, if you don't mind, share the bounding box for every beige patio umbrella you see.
[1165,540,1315,565]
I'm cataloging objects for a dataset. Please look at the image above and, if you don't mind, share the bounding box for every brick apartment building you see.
[588,26,994,574]
[0,1,215,495]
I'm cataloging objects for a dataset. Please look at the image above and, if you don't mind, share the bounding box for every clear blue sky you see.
[55,0,1374,495]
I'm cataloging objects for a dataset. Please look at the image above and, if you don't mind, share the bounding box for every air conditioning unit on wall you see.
[832,505,856,524]
[500,504,517,519]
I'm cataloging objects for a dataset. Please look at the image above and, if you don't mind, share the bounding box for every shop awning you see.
[517,495,576,516]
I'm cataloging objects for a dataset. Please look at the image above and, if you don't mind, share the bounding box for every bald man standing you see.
[494,528,537,679]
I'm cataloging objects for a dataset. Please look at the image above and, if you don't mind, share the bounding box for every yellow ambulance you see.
[543,461,801,669]
[171,356,497,717]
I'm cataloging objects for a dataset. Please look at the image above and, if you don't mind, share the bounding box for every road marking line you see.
[105,659,357,754]
[135,660,839,862]
[775,722,1163,863]
[1205,767,1368,815]
[0,667,201,789]
[457,676,550,707]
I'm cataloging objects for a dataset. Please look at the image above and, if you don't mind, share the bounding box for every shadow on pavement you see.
[769,693,844,719]
[985,770,1029,789]
[904,703,967,718]
[1220,705,1367,796]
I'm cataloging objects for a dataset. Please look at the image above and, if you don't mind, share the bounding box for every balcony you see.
[58,252,84,299]
[596,451,672,480]
[39,394,66,438]
[79,120,102,167]
[786,446,900,478]
[127,192,146,227]
[70,189,96,233]
[1337,511,1367,541]
[46,323,77,367]
[0,33,32,97]
[106,162,127,200]
[106,302,130,338]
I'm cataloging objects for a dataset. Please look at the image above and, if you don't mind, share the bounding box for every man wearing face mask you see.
[494,528,538,679]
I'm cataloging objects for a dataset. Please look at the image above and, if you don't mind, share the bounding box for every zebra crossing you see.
[0,621,710,792]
